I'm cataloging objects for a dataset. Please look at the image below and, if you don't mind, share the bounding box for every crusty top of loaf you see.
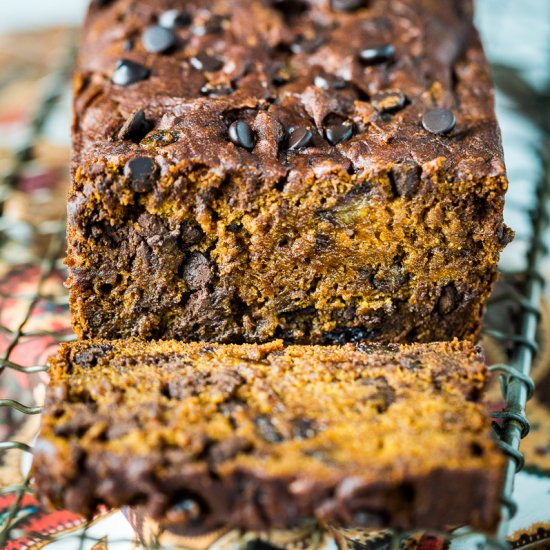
[74,0,505,184]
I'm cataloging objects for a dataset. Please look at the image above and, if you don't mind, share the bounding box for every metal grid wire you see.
[0,2,549,549]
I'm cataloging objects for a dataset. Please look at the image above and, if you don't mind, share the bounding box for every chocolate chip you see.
[371,89,407,113]
[324,118,354,145]
[359,44,395,65]
[290,34,325,54]
[123,157,158,192]
[182,252,214,290]
[422,108,456,135]
[228,120,256,150]
[200,82,234,97]
[111,59,150,86]
[92,0,113,6]
[190,51,224,72]
[142,25,176,54]
[331,0,366,11]
[437,284,459,315]
[117,109,151,142]
[390,161,421,198]
[158,9,192,29]
[314,74,347,90]
[287,127,314,150]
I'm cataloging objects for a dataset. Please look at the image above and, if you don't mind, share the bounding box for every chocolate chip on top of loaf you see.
[33,339,504,533]
[68,0,511,344]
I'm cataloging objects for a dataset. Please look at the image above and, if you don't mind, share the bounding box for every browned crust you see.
[66,0,510,344]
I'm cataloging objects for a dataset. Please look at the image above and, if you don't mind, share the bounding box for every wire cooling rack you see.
[0,1,549,548]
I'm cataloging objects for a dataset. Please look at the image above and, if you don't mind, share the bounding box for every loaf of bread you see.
[67,0,511,344]
[33,339,503,533]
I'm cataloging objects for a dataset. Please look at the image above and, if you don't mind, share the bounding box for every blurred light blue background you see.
[0,0,89,31]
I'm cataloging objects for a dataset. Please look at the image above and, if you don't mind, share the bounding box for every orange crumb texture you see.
[33,339,504,533]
